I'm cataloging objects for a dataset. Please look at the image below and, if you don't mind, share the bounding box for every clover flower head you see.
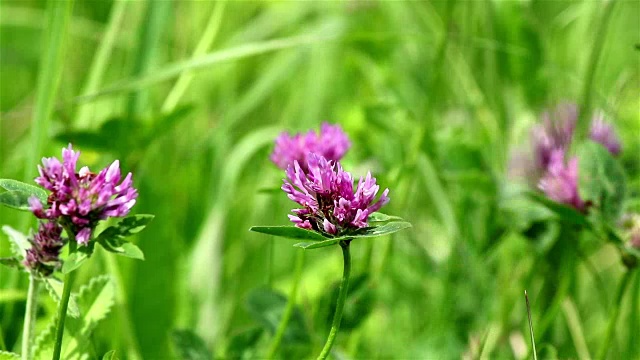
[538,149,585,211]
[29,144,138,245]
[282,153,389,236]
[271,123,351,172]
[531,103,577,170]
[589,111,621,155]
[631,231,640,250]
[24,221,64,276]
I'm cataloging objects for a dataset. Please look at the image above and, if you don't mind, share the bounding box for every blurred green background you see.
[1,0,639,359]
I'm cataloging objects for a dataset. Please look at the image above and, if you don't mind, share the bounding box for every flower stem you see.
[52,242,77,360]
[22,273,39,360]
[266,251,305,359]
[596,269,633,360]
[317,241,351,360]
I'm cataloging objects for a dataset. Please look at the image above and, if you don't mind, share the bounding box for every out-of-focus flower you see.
[589,111,621,155]
[631,231,640,249]
[620,214,640,249]
[29,144,138,245]
[24,221,64,276]
[271,123,351,172]
[538,150,585,211]
[282,154,389,236]
[531,103,578,170]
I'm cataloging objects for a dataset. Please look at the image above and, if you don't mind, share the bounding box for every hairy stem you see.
[596,269,633,360]
[317,241,351,360]
[22,273,39,360]
[266,251,305,359]
[52,241,77,360]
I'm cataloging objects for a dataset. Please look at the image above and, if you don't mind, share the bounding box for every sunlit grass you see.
[1,0,639,359]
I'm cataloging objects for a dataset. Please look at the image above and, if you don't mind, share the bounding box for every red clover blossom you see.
[530,103,577,171]
[29,144,138,245]
[271,123,351,172]
[523,104,622,211]
[24,221,64,276]
[538,150,585,211]
[282,154,389,236]
[589,111,621,155]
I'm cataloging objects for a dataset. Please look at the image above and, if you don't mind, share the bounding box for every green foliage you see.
[55,105,194,157]
[1,1,639,359]
[245,288,310,345]
[0,191,38,212]
[293,221,412,250]
[42,278,80,318]
[317,273,374,333]
[249,226,327,241]
[34,276,115,359]
[61,252,89,274]
[0,351,20,360]
[101,350,119,360]
[0,179,47,211]
[226,327,264,359]
[526,192,590,228]
[170,330,211,360]
[577,142,627,223]
[2,225,31,260]
[0,179,48,201]
[252,218,411,250]
[95,214,153,260]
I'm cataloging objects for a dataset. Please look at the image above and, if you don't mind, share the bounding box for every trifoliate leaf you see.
[61,252,88,274]
[577,142,627,223]
[0,257,21,269]
[95,214,154,242]
[0,179,47,203]
[245,288,310,344]
[2,225,31,260]
[368,212,404,223]
[249,226,327,241]
[0,191,36,211]
[171,329,211,360]
[62,275,115,359]
[42,278,80,318]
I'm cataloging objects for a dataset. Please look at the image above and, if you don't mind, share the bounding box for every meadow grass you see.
[1,1,639,359]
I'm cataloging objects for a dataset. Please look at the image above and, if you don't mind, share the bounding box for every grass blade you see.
[561,297,591,360]
[75,0,129,128]
[162,0,227,112]
[73,29,340,105]
[525,290,538,360]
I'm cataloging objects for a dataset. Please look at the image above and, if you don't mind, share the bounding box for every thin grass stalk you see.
[267,238,275,288]
[0,323,5,350]
[73,32,338,106]
[596,269,633,360]
[75,0,128,128]
[126,0,172,118]
[162,0,226,112]
[525,291,537,360]
[561,297,591,360]
[266,251,305,359]
[103,252,143,360]
[577,0,617,141]
[317,242,351,360]
[21,274,39,360]
[629,271,640,357]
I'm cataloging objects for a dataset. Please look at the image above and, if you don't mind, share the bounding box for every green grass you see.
[1,0,639,359]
